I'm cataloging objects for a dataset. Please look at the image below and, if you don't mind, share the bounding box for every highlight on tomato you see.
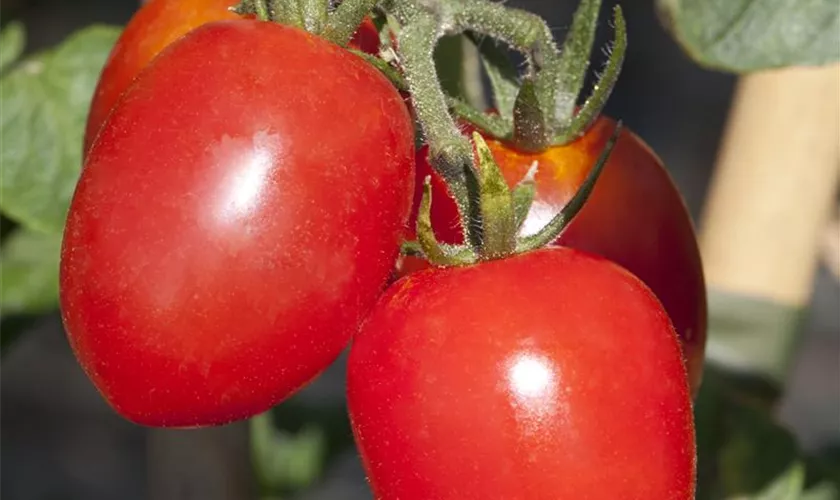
[348,247,697,499]
[61,19,414,427]
[402,116,707,395]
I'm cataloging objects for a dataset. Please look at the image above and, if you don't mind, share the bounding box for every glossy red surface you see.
[83,0,241,155]
[61,20,415,427]
[349,248,696,499]
[402,116,707,395]
[84,0,380,155]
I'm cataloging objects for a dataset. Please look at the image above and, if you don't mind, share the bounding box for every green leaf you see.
[435,34,486,110]
[467,33,519,119]
[694,365,840,500]
[250,412,326,494]
[706,288,806,386]
[0,228,62,315]
[801,483,840,500]
[719,407,800,496]
[657,0,840,73]
[743,462,805,500]
[0,24,121,234]
[0,21,26,74]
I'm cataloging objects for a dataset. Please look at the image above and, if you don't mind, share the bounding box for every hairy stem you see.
[323,0,378,45]
[272,0,305,26]
[299,0,329,33]
[553,0,602,126]
[396,8,478,246]
[453,0,562,150]
[555,6,627,143]
[254,0,271,21]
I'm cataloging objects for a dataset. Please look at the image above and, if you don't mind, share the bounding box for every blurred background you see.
[1,0,838,499]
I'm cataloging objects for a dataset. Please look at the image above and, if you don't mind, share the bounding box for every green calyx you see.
[232,0,377,46]
[476,1,628,151]
[233,0,629,267]
[412,124,622,267]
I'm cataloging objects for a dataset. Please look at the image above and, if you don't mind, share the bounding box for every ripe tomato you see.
[403,116,707,394]
[349,16,381,55]
[61,20,415,427]
[83,0,240,155]
[349,247,696,499]
[83,0,380,155]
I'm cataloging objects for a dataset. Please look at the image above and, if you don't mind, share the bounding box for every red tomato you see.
[83,0,380,155]
[83,0,241,155]
[349,16,381,55]
[403,116,707,394]
[349,247,696,499]
[61,20,415,427]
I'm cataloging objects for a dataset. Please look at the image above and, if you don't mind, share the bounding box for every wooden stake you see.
[701,64,840,305]
[700,63,840,381]
[147,423,256,500]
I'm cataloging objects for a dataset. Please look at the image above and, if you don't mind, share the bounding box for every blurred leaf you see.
[0,21,25,73]
[801,483,840,500]
[435,34,486,110]
[468,34,519,118]
[705,288,806,388]
[718,399,799,494]
[0,25,120,233]
[744,464,840,500]
[741,462,805,499]
[657,0,840,73]
[251,412,327,495]
[0,228,61,315]
[695,366,840,500]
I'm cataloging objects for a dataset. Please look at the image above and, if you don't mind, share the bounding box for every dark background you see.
[2,0,838,499]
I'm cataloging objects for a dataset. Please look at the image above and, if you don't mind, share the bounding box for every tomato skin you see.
[84,0,380,155]
[83,0,240,155]
[349,16,381,55]
[61,20,415,427]
[404,116,707,394]
[349,247,696,499]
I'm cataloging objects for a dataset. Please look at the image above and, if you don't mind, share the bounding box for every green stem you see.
[395,9,477,247]
[447,97,511,138]
[323,0,378,46]
[400,240,424,258]
[454,0,562,150]
[272,0,305,26]
[254,0,271,21]
[383,0,625,263]
[416,177,477,267]
[453,0,559,70]
[298,0,329,33]
[348,49,409,91]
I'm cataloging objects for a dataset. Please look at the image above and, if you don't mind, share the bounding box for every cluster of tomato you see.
[60,0,705,497]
